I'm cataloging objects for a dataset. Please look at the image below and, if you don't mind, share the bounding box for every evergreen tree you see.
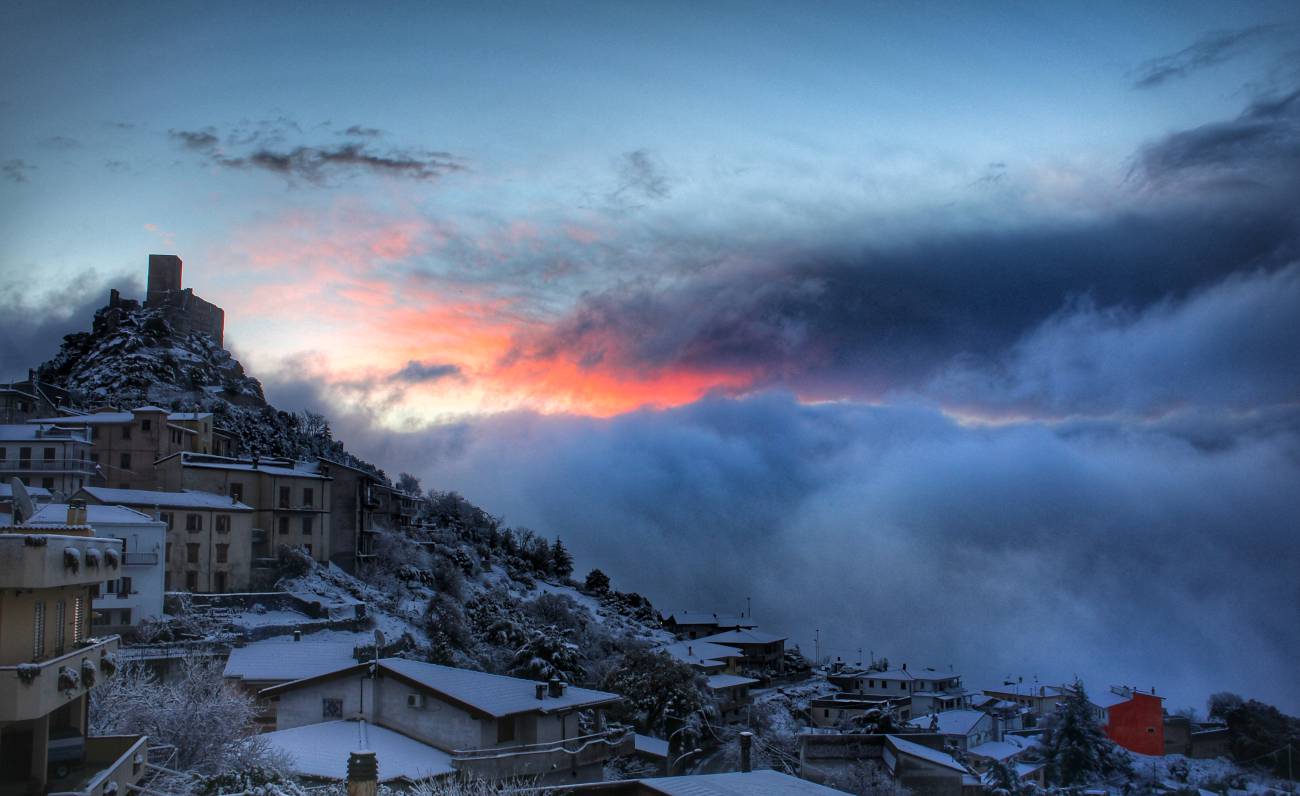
[584,568,611,593]
[1043,680,1133,788]
[552,537,575,579]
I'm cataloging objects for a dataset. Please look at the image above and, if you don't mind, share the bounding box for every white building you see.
[25,502,166,632]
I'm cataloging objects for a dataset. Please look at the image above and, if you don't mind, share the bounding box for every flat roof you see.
[27,503,161,526]
[78,486,253,511]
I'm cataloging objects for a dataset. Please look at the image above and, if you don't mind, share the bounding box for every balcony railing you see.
[47,734,147,796]
[122,552,159,565]
[0,636,120,722]
[451,729,633,780]
[1,458,98,475]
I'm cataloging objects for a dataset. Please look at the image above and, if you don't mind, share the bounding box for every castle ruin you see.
[108,254,226,346]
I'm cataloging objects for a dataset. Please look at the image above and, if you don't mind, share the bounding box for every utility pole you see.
[815,628,820,665]
[746,596,751,620]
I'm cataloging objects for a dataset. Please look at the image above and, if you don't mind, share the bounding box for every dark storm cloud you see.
[168,126,463,184]
[2,159,35,183]
[1131,25,1285,89]
[1134,87,1300,187]
[341,125,384,138]
[269,386,1299,713]
[0,272,140,380]
[389,360,462,384]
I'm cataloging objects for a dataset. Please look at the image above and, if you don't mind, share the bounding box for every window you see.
[186,543,200,564]
[43,447,55,461]
[302,516,313,534]
[323,698,343,719]
[166,542,173,561]
[279,486,290,508]
[91,426,99,440]
[186,513,202,532]
[216,514,230,533]
[120,576,133,595]
[19,447,31,467]
[54,600,67,655]
[279,516,290,534]
[0,448,5,461]
[216,544,229,564]
[230,483,243,502]
[303,487,313,506]
[122,425,131,440]
[142,419,151,431]
[185,571,198,591]
[33,600,45,660]
[213,571,227,592]
[120,452,131,470]
[497,716,516,743]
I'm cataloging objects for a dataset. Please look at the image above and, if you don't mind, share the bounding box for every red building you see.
[1091,686,1165,755]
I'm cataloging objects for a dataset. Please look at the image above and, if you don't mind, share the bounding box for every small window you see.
[120,576,133,595]
[213,571,227,592]
[323,698,343,719]
[302,516,313,534]
[216,544,229,564]
[122,425,131,440]
[279,486,290,508]
[186,543,200,564]
[216,515,230,533]
[120,452,132,470]
[161,512,174,530]
[43,447,55,461]
[303,487,314,506]
[186,513,202,532]
[278,516,290,534]
[185,571,198,591]
[142,419,152,431]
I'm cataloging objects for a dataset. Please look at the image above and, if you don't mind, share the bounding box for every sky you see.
[3,1,1299,712]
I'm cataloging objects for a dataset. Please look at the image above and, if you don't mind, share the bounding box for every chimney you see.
[739,731,753,773]
[688,646,693,657]
[293,629,302,642]
[536,683,546,700]
[548,677,564,698]
[902,663,907,671]
[67,499,87,527]
[346,750,378,796]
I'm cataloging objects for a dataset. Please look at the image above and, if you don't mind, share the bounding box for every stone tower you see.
[146,254,183,306]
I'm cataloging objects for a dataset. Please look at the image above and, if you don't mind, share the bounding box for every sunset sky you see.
[3,2,1299,711]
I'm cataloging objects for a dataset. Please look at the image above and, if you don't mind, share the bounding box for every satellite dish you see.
[9,478,34,524]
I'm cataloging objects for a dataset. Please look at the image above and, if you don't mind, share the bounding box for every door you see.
[0,726,34,782]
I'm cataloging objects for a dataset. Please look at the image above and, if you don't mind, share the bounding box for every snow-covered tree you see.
[1041,679,1132,788]
[985,759,1037,796]
[551,537,574,580]
[91,656,281,775]
[507,627,586,683]
[584,568,611,593]
[397,472,423,496]
[830,760,912,796]
[600,647,710,741]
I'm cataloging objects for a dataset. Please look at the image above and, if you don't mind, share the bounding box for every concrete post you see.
[739,731,753,773]
[347,750,378,796]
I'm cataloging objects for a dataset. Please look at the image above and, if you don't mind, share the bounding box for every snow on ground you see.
[228,609,313,628]
[1129,752,1295,795]
[261,719,454,781]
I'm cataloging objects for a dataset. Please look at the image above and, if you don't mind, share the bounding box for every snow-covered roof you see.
[867,666,959,683]
[642,770,850,795]
[164,453,330,479]
[223,638,359,683]
[910,709,987,736]
[886,735,970,773]
[634,733,669,759]
[664,611,756,627]
[27,503,160,527]
[263,658,621,717]
[706,673,760,690]
[1087,686,1160,709]
[78,486,253,511]
[969,736,1038,761]
[660,641,745,666]
[26,412,134,425]
[133,405,169,413]
[167,412,214,421]
[261,720,454,782]
[0,423,90,441]
[0,483,51,499]
[698,628,786,645]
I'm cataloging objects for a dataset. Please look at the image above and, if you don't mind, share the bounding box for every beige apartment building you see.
[154,453,331,565]
[0,423,96,499]
[74,486,254,594]
[0,505,149,795]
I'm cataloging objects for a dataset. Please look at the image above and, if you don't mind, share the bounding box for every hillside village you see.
[1,256,1296,796]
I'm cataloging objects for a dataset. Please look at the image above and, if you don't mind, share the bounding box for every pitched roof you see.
[27,503,160,526]
[660,641,745,666]
[911,709,988,736]
[261,720,454,782]
[642,770,850,795]
[160,453,330,479]
[698,629,786,645]
[664,611,756,628]
[26,412,134,425]
[262,658,621,718]
[223,638,359,683]
[78,486,253,511]
[706,673,760,690]
[634,733,669,759]
[886,735,970,773]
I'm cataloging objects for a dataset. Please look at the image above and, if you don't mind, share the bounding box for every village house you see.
[981,683,1068,726]
[74,485,255,593]
[659,640,745,674]
[707,673,761,723]
[0,376,64,425]
[258,657,632,784]
[222,633,362,729]
[0,423,95,500]
[24,502,166,633]
[808,694,910,729]
[796,731,978,796]
[833,665,971,720]
[696,628,787,672]
[661,611,756,640]
[882,735,982,796]
[1085,685,1165,756]
[154,452,332,567]
[317,457,386,572]
[27,406,233,490]
[1162,714,1231,759]
[0,504,149,795]
[908,709,996,752]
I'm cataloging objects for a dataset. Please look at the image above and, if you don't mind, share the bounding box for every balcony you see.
[0,533,123,589]
[451,729,634,781]
[46,734,148,796]
[0,636,120,722]
[122,551,159,566]
[1,458,98,476]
